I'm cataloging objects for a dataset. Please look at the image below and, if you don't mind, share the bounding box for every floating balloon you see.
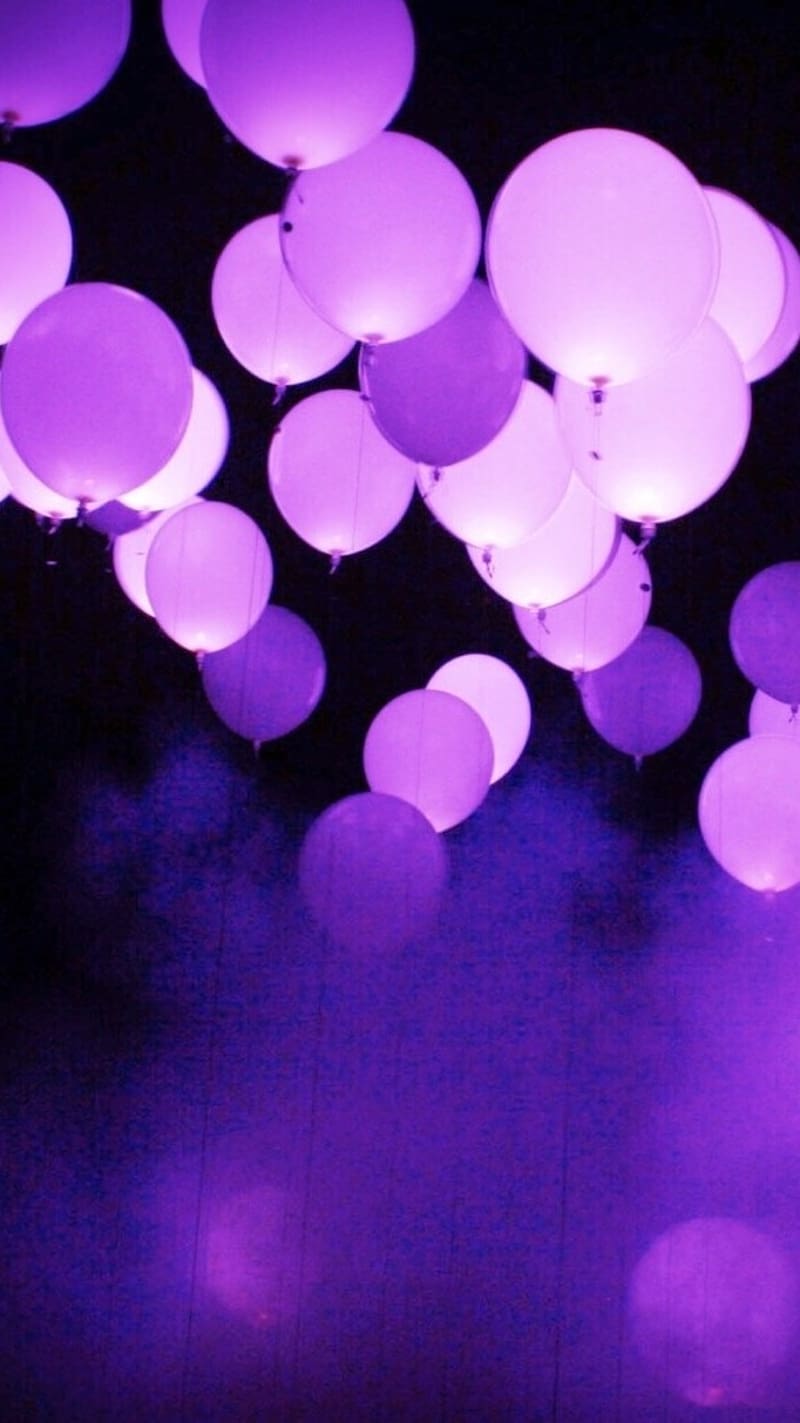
[113,499,203,616]
[699,736,800,892]
[0,383,80,520]
[556,319,750,524]
[161,0,206,87]
[729,562,800,706]
[0,0,131,127]
[359,280,526,466]
[281,132,481,342]
[705,187,786,367]
[363,689,494,832]
[745,224,800,382]
[749,689,800,740]
[513,533,652,674]
[579,625,701,759]
[486,127,719,387]
[211,214,353,389]
[145,501,272,653]
[427,654,531,784]
[120,368,228,512]
[0,163,72,344]
[202,604,326,744]
[268,389,416,557]
[1,283,193,505]
[200,0,414,170]
[298,791,447,952]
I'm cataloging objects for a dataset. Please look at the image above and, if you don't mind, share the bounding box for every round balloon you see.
[0,162,72,344]
[0,382,80,520]
[579,625,701,759]
[202,604,326,744]
[705,187,786,367]
[120,368,229,512]
[486,127,719,387]
[749,689,800,740]
[729,563,800,706]
[699,736,800,893]
[0,0,131,127]
[427,654,531,784]
[745,224,800,383]
[1,283,193,505]
[200,0,414,170]
[113,498,203,616]
[281,132,481,343]
[161,0,207,87]
[363,689,494,832]
[359,279,526,466]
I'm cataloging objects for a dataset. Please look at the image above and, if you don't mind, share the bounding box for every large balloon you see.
[556,319,750,525]
[0,382,80,520]
[729,562,800,706]
[704,187,786,367]
[200,0,414,170]
[699,736,800,893]
[281,132,481,343]
[486,127,719,387]
[1,283,193,505]
[0,163,72,344]
[112,499,203,616]
[745,224,800,382]
[120,368,228,513]
[161,0,206,87]
[579,625,702,759]
[359,280,526,467]
[427,654,531,784]
[201,604,326,744]
[0,0,131,127]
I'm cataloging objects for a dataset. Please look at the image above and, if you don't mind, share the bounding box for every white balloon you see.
[113,498,204,616]
[699,736,800,892]
[120,369,228,512]
[0,162,72,344]
[427,654,531,784]
[748,690,800,740]
[705,187,787,366]
[745,224,800,383]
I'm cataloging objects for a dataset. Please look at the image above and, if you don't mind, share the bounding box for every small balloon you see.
[729,562,800,706]
[0,162,72,344]
[0,0,131,126]
[427,653,531,784]
[202,604,326,743]
[120,368,229,512]
[579,625,701,759]
[699,735,800,892]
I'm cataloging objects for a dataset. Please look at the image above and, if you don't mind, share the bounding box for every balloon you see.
[513,533,652,674]
[112,499,203,616]
[579,626,702,759]
[161,0,207,87]
[699,736,800,893]
[201,604,326,744]
[298,792,447,952]
[120,368,229,512]
[467,475,619,609]
[745,224,800,382]
[555,320,751,525]
[0,382,80,520]
[704,187,786,367]
[1,283,193,505]
[268,389,416,557]
[145,501,273,653]
[729,562,800,706]
[281,132,481,343]
[0,162,72,344]
[0,0,131,127]
[363,689,494,832]
[211,214,353,389]
[359,280,526,466]
[485,127,719,387]
[749,689,800,740]
[200,0,414,170]
[426,654,531,784]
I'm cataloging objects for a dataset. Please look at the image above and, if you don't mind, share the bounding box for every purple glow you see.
[749,688,800,739]
[745,223,800,382]
[112,498,202,616]
[579,625,702,758]
[698,734,800,892]
[161,0,207,88]
[705,187,787,366]
[120,368,229,513]
[205,1184,315,1327]
[202,604,326,744]
[0,379,81,520]
[427,653,531,784]
[0,0,131,127]
[0,162,72,344]
[729,561,800,705]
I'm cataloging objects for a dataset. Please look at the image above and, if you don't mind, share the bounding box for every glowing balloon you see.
[0,0,131,127]
[579,626,702,759]
[113,499,203,616]
[427,654,531,784]
[749,690,800,740]
[0,163,72,344]
[359,280,526,466]
[745,224,800,383]
[1,283,193,505]
[699,736,800,892]
[211,214,353,389]
[145,501,273,653]
[200,0,414,170]
[705,187,786,367]
[363,689,493,832]
[513,533,652,673]
[467,476,619,609]
[729,563,800,706]
[556,319,750,524]
[202,604,326,744]
[0,386,80,520]
[486,127,719,387]
[298,792,447,952]
[281,132,481,343]
[268,389,416,557]
[161,0,206,87]
[120,369,228,512]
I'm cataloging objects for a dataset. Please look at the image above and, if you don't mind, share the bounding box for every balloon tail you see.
[195,650,206,670]
[272,379,288,408]
[589,383,606,460]
[482,548,495,579]
[1,111,17,144]
[329,551,343,575]
[537,607,551,636]
[635,520,657,555]
[634,754,644,772]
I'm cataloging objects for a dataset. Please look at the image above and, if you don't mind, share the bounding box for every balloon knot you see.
[272,379,288,407]
[329,551,343,574]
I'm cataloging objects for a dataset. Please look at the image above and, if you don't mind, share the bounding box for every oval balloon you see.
[359,279,526,466]
[0,382,80,520]
[0,0,131,127]
[698,736,800,892]
[161,0,207,87]
[200,0,414,170]
[486,127,719,387]
[211,214,354,388]
[749,689,800,740]
[745,224,800,382]
[705,187,786,367]
[0,162,72,344]
[579,626,702,759]
[427,654,531,784]
[363,689,494,832]
[281,132,481,343]
[729,562,800,706]
[120,368,229,512]
[1,283,193,505]
[202,604,326,743]
[112,498,203,616]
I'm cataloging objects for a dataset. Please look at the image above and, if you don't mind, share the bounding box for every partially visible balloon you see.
[0,0,131,126]
[83,500,145,538]
[0,163,72,344]
[363,689,494,832]
[359,280,526,466]
[514,533,652,673]
[0,386,80,520]
[281,132,481,342]
[298,791,447,952]
[705,187,786,367]
[745,225,800,382]
[161,0,207,87]
[699,736,800,892]
[113,499,203,615]
[200,0,414,170]
[120,369,228,512]
[729,563,800,706]
[427,654,531,784]
[579,625,702,759]
[749,689,800,740]
[202,604,326,743]
[211,214,353,389]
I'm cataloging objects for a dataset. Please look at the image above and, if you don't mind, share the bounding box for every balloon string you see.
[635,520,657,556]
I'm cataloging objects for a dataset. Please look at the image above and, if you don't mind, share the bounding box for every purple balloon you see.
[579,625,702,759]
[729,562,800,706]
[0,0,131,127]
[359,280,526,466]
[699,735,800,892]
[202,604,326,744]
[0,162,72,344]
[745,224,800,382]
